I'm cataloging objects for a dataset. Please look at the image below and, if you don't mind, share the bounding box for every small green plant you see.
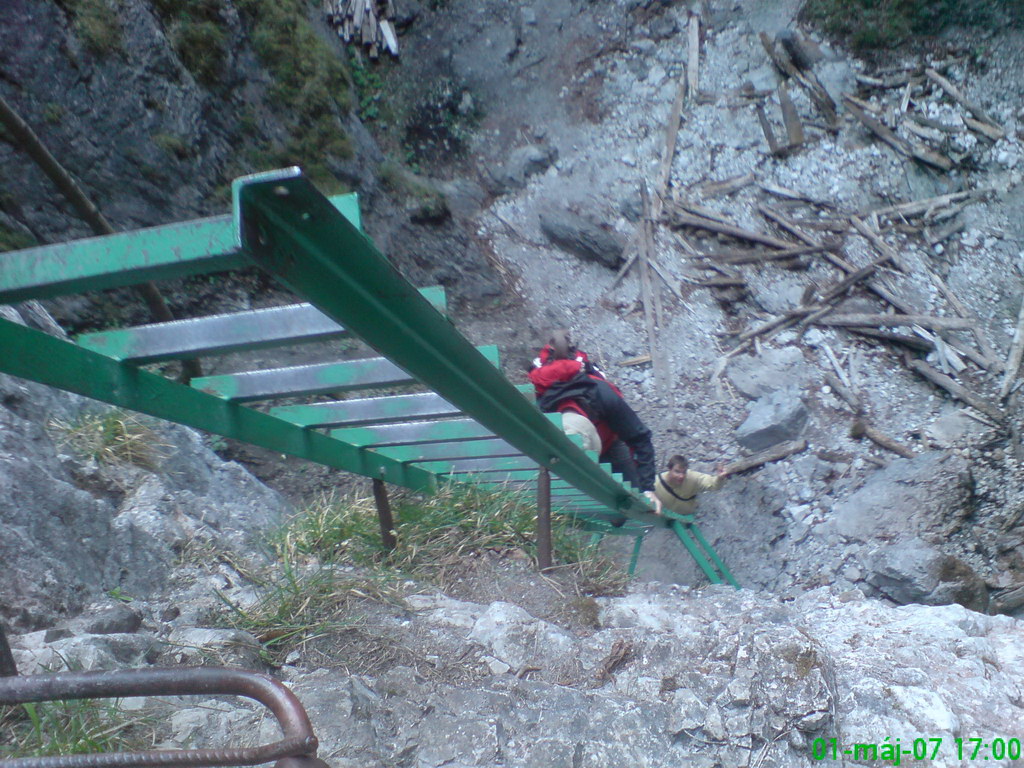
[106,587,134,603]
[60,0,124,56]
[348,47,384,121]
[43,103,65,124]
[0,224,35,253]
[172,19,226,85]
[402,77,480,167]
[378,161,449,222]
[0,699,151,759]
[50,410,170,471]
[151,1,228,85]
[152,132,190,159]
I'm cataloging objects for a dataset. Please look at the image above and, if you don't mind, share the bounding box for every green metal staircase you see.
[0,167,737,587]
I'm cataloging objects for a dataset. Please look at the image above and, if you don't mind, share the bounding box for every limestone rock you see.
[866,538,989,612]
[735,389,808,450]
[539,210,625,269]
[832,452,971,542]
[484,144,558,195]
[727,346,809,399]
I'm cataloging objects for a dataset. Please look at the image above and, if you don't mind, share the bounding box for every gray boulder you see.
[727,346,809,399]
[539,210,625,269]
[484,144,558,195]
[832,452,971,542]
[735,389,808,450]
[866,539,989,612]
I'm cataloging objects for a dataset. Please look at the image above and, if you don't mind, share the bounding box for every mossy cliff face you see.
[0,0,376,247]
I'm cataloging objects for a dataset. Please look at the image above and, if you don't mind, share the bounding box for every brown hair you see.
[667,454,688,471]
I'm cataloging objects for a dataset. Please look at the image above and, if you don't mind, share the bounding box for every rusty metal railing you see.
[0,667,327,768]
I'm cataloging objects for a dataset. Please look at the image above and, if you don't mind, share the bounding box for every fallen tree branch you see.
[697,172,756,198]
[845,327,934,353]
[724,439,807,475]
[849,216,909,272]
[824,372,863,414]
[756,102,785,156]
[816,314,975,331]
[999,294,1024,399]
[759,32,838,129]
[925,68,1004,137]
[669,207,795,249]
[907,357,1004,422]
[702,243,834,265]
[843,95,953,171]
[850,418,917,459]
[868,189,986,220]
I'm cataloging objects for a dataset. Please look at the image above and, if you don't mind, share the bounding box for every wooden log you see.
[675,199,731,224]
[846,327,934,353]
[817,314,974,330]
[723,439,807,475]
[843,93,882,114]
[856,72,913,89]
[899,81,912,113]
[620,354,652,366]
[379,19,399,56]
[843,95,953,171]
[964,116,1003,141]
[759,32,838,129]
[930,272,1002,371]
[736,306,818,343]
[654,52,690,219]
[687,13,700,100]
[700,277,746,288]
[905,113,961,133]
[697,172,756,198]
[999,294,1024,399]
[670,208,795,249]
[868,189,986,220]
[778,81,804,148]
[760,182,834,207]
[703,243,833,265]
[639,184,666,391]
[907,357,1004,422]
[925,68,1004,137]
[756,102,784,156]
[824,372,863,414]
[849,216,909,272]
[850,418,917,459]
[902,119,947,143]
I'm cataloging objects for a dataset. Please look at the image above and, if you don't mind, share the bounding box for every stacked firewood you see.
[324,0,399,58]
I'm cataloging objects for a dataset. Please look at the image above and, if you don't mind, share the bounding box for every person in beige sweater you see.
[654,454,727,517]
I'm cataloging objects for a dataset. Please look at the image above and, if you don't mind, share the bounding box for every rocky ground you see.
[383,0,1024,607]
[4,0,1024,766]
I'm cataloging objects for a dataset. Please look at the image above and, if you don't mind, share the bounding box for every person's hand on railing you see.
[644,490,663,516]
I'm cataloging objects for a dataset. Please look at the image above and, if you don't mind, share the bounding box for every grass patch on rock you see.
[233,0,353,190]
[57,0,124,57]
[0,224,35,252]
[151,0,227,85]
[801,0,1023,51]
[0,699,154,760]
[50,409,170,471]
[216,483,628,662]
